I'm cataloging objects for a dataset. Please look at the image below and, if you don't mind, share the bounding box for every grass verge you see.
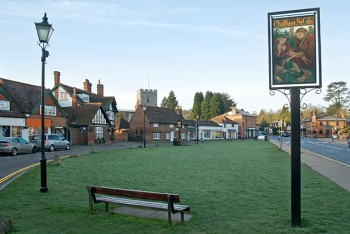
[0,141,349,233]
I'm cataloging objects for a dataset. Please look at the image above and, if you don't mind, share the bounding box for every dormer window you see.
[78,94,89,102]
[0,100,10,111]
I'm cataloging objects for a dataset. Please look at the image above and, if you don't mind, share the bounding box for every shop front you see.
[0,117,26,139]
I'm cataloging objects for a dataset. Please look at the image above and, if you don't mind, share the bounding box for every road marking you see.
[0,154,82,186]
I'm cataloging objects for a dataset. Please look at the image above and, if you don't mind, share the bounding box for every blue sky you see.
[1,0,349,113]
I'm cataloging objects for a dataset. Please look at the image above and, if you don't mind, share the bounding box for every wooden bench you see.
[87,186,190,223]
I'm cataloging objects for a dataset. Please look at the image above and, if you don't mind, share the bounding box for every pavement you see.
[270,138,350,193]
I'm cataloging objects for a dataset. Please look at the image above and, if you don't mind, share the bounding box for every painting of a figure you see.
[269,9,321,89]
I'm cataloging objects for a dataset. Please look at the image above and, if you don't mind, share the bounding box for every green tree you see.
[201,91,214,120]
[326,102,343,116]
[324,81,350,113]
[165,90,178,109]
[209,93,224,118]
[256,109,268,125]
[216,92,236,112]
[160,97,167,108]
[301,104,324,118]
[191,92,204,119]
[259,119,269,131]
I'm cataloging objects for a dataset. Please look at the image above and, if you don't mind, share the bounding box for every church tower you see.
[136,89,158,107]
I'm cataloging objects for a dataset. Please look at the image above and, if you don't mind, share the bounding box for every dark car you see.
[0,137,38,156]
[30,134,70,152]
[282,132,290,137]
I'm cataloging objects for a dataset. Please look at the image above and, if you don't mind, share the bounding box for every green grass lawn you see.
[1,141,349,233]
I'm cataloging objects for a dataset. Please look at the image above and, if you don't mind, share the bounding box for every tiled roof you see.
[0,77,49,116]
[144,106,186,124]
[211,115,237,124]
[198,120,220,127]
[64,103,107,126]
[115,117,130,130]
[56,83,118,112]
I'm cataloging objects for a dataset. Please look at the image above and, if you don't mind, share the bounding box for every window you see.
[215,131,222,138]
[153,123,159,128]
[40,105,56,116]
[169,124,174,128]
[153,133,160,140]
[203,130,211,138]
[320,121,323,126]
[180,133,186,140]
[78,94,90,102]
[60,92,68,101]
[336,121,339,126]
[165,133,170,139]
[96,127,103,139]
[0,100,10,110]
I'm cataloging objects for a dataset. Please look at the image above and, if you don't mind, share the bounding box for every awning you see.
[26,118,51,128]
[187,126,196,132]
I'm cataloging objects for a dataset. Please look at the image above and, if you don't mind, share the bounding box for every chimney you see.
[72,88,77,122]
[231,107,237,115]
[54,71,60,99]
[83,79,92,93]
[97,79,104,97]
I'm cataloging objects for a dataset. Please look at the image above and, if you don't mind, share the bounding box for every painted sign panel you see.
[268,8,321,89]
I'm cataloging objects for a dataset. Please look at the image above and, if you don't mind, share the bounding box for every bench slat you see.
[97,196,190,212]
[91,186,180,203]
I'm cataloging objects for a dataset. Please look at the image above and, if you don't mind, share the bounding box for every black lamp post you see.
[242,119,245,141]
[177,120,182,144]
[143,106,147,148]
[35,12,54,193]
[196,115,199,144]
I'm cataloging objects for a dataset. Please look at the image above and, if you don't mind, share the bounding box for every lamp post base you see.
[40,157,48,193]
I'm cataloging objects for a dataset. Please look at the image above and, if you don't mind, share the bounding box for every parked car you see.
[257,131,268,140]
[281,132,290,137]
[0,137,38,156]
[30,134,70,152]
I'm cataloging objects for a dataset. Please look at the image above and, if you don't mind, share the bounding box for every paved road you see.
[269,135,349,166]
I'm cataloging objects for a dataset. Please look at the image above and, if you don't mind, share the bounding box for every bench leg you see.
[88,191,92,215]
[181,211,184,222]
[105,203,109,213]
[168,209,172,224]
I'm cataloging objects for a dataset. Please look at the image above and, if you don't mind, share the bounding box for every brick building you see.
[302,111,347,138]
[51,71,118,145]
[129,105,187,143]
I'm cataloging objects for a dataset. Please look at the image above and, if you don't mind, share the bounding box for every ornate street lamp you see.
[196,115,199,144]
[35,12,54,193]
[142,106,147,148]
[177,120,182,145]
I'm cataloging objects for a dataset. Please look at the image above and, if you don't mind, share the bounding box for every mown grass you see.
[0,141,349,233]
